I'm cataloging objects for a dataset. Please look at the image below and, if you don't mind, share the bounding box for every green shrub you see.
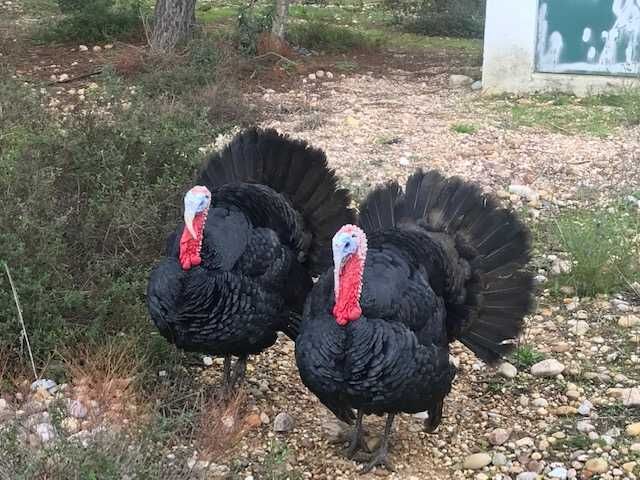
[288,21,385,52]
[0,72,237,371]
[236,2,274,55]
[35,0,143,44]
[384,0,486,39]
[547,205,640,296]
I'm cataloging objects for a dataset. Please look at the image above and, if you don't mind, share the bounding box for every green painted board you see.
[536,0,640,76]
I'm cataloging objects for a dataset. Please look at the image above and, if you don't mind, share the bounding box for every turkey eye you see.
[344,241,351,249]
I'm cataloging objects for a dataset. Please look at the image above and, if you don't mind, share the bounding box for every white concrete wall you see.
[482,0,639,96]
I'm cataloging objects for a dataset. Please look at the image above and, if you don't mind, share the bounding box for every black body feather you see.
[147,128,355,359]
[296,169,533,426]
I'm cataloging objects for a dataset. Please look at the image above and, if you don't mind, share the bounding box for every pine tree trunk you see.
[151,0,197,53]
[271,0,290,40]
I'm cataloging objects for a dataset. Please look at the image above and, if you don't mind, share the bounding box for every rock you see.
[69,400,88,419]
[552,342,571,353]
[492,452,508,466]
[463,453,492,470]
[622,462,636,473]
[618,315,640,328]
[556,406,578,416]
[515,436,534,447]
[57,74,70,82]
[61,417,80,434]
[315,70,325,78]
[532,398,548,408]
[566,390,580,400]
[92,45,102,52]
[79,45,88,51]
[326,71,334,79]
[471,80,482,91]
[584,458,608,474]
[576,421,595,433]
[209,464,231,478]
[35,423,56,443]
[508,184,540,202]
[577,400,593,416]
[202,356,213,366]
[626,422,640,436]
[323,417,350,443]
[449,74,474,88]
[621,388,640,407]
[498,362,518,379]
[549,466,568,479]
[531,359,565,377]
[273,412,294,433]
[260,412,270,424]
[488,428,510,446]
[244,414,262,428]
[32,388,52,403]
[516,473,537,480]
[631,443,640,452]
[413,411,429,420]
[571,321,589,336]
[104,44,113,49]
[31,379,56,391]
[534,274,547,285]
[308,73,317,81]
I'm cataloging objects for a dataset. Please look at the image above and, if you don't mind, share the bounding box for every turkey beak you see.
[184,209,197,239]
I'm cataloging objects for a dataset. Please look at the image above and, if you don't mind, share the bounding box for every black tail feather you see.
[197,128,355,275]
[360,169,534,364]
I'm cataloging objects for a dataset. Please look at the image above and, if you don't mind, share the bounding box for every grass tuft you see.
[451,122,477,134]
[511,345,545,369]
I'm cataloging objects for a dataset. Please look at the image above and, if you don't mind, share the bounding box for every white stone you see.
[31,379,56,391]
[57,73,69,82]
[621,388,640,407]
[498,362,518,379]
[463,453,492,470]
[508,184,540,202]
[516,473,537,480]
[618,315,640,328]
[571,320,590,336]
[531,359,565,377]
[471,80,483,90]
[69,400,88,419]
[92,46,102,52]
[79,45,89,51]
[449,74,474,88]
[578,400,593,416]
[326,71,334,79]
[315,70,325,78]
[307,73,317,81]
[35,423,56,443]
[203,356,214,366]
[549,466,568,479]
[577,420,595,433]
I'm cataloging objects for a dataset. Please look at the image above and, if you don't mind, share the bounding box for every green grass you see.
[288,21,386,52]
[451,122,478,134]
[542,204,640,297]
[510,345,545,369]
[492,89,640,136]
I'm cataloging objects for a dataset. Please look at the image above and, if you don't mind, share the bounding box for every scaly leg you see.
[230,355,248,389]
[221,355,233,399]
[343,410,369,459]
[361,414,395,474]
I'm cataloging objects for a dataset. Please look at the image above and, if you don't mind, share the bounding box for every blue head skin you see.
[332,230,359,270]
[183,186,212,239]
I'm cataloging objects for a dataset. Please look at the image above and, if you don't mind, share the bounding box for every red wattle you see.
[179,213,206,270]
[333,255,363,326]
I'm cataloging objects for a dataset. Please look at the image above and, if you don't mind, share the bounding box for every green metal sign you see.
[536,0,640,76]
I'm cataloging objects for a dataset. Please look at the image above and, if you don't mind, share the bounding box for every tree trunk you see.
[271,0,290,40]
[151,0,197,53]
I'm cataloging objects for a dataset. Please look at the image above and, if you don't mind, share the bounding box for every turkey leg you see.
[221,355,233,398]
[344,410,369,459]
[361,413,395,473]
[230,355,248,389]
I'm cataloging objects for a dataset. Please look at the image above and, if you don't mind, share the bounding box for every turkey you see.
[147,128,355,395]
[295,170,533,471]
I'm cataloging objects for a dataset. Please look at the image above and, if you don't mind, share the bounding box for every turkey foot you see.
[343,410,369,459]
[360,414,395,474]
[229,355,248,389]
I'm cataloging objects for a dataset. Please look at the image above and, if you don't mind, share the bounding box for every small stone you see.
[92,45,102,52]
[273,412,294,433]
[104,44,113,49]
[516,473,537,480]
[35,423,56,443]
[260,412,270,424]
[158,370,167,377]
[571,321,590,336]
[61,417,80,434]
[556,406,578,416]
[516,436,534,447]
[552,342,571,353]
[509,185,540,202]
[315,70,325,78]
[488,428,510,446]
[202,356,213,366]
[618,315,640,328]
[621,388,640,407]
[626,422,640,436]
[578,400,593,416]
[531,359,565,377]
[449,74,474,87]
[57,73,70,82]
[244,414,262,428]
[498,362,518,379]
[31,379,56,391]
[631,443,640,452]
[463,453,492,470]
[622,462,636,473]
[79,45,88,51]
[532,398,549,408]
[326,71,334,79]
[549,466,568,479]
[476,474,489,480]
[210,464,231,478]
[69,400,88,419]
[492,452,508,466]
[566,390,580,400]
[323,417,350,443]
[584,458,608,474]
[308,73,317,81]
[577,421,595,433]
[471,80,482,90]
